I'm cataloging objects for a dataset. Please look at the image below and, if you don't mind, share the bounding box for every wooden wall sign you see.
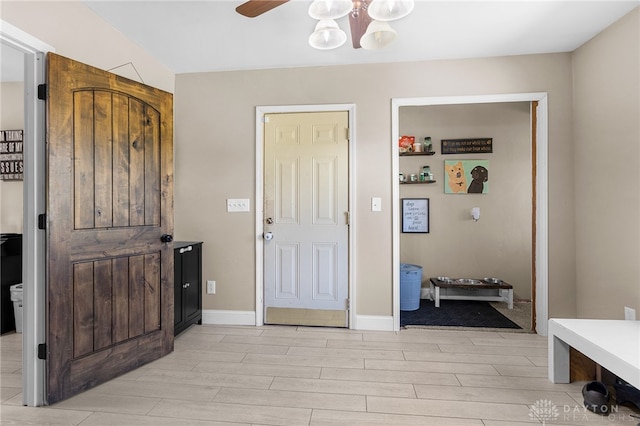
[0,130,24,181]
[441,138,492,154]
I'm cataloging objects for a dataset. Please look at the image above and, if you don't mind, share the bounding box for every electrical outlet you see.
[227,198,250,212]
[624,307,636,321]
[206,280,216,294]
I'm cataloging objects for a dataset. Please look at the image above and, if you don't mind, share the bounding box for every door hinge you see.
[345,127,350,141]
[345,211,350,226]
[346,298,350,310]
[38,214,46,230]
[37,343,47,360]
[37,84,47,100]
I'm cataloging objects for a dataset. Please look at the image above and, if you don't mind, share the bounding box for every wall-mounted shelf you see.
[399,151,436,156]
[401,180,437,184]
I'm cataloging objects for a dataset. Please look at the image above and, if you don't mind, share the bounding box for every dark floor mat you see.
[400,299,521,329]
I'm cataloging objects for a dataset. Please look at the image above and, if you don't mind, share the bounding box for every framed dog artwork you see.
[444,160,489,194]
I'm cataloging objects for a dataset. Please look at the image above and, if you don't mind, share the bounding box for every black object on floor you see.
[615,380,640,410]
[400,299,521,329]
[583,381,610,414]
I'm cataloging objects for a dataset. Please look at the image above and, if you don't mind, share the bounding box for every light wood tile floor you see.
[2,325,639,425]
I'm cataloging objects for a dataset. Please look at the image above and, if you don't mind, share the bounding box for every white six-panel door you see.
[263,111,349,326]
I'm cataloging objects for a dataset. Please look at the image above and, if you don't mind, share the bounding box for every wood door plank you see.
[128,255,145,338]
[144,107,161,226]
[113,94,131,227]
[73,91,95,230]
[112,257,130,343]
[47,53,75,402]
[144,253,161,332]
[70,227,158,261]
[68,331,164,395]
[94,91,114,228]
[93,259,113,350]
[129,99,145,226]
[73,262,94,358]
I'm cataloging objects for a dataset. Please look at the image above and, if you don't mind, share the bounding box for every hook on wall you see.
[471,207,480,221]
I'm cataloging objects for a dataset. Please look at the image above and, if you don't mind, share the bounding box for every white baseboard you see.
[354,315,394,331]
[202,310,256,326]
[201,310,397,332]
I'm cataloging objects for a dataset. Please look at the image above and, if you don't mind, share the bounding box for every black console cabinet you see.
[174,241,203,336]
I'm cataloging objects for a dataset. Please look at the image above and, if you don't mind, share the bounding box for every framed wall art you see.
[444,159,489,194]
[441,138,492,154]
[402,198,429,233]
[0,130,24,181]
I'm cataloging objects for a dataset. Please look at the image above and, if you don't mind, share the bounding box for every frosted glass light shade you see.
[367,0,414,21]
[360,20,397,50]
[308,0,353,20]
[309,19,347,50]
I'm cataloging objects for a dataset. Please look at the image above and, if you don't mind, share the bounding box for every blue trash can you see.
[400,263,422,311]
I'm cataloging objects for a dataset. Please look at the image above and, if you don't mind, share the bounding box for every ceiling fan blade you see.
[236,0,290,18]
[348,7,371,49]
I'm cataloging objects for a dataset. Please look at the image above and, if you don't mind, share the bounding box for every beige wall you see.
[175,52,576,318]
[0,82,24,233]
[6,1,636,323]
[2,0,174,93]
[572,8,640,319]
[399,102,532,300]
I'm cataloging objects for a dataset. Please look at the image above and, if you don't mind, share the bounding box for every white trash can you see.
[9,283,23,333]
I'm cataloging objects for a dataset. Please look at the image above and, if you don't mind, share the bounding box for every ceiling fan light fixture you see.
[309,19,348,50]
[367,0,414,21]
[360,20,397,50]
[308,0,354,20]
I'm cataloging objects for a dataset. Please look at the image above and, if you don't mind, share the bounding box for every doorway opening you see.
[1,20,52,406]
[391,94,549,335]
[255,104,357,329]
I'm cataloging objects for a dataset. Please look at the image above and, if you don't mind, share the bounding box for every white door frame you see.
[255,104,356,328]
[1,20,53,406]
[391,93,549,335]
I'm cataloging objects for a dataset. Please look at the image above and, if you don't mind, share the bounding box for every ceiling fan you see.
[235,0,379,49]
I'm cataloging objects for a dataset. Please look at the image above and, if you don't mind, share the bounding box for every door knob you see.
[264,232,273,241]
[161,234,173,243]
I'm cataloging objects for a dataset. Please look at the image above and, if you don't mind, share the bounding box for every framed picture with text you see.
[402,198,429,233]
[0,130,24,181]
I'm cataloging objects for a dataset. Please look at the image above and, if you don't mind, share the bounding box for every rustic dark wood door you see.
[46,53,174,404]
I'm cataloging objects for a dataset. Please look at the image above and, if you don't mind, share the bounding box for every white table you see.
[548,318,640,389]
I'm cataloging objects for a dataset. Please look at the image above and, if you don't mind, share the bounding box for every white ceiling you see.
[80,0,639,74]
[1,1,638,81]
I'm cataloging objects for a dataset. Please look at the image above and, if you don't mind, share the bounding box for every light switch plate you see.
[624,307,636,320]
[371,197,382,212]
[227,198,250,212]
